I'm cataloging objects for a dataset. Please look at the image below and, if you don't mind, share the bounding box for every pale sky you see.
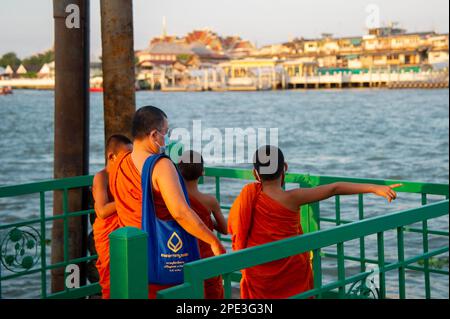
[0,0,448,60]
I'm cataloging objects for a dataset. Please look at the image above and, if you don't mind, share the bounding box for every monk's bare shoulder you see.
[283,188,305,210]
[199,193,219,211]
[153,157,177,174]
[93,169,108,188]
[152,157,178,189]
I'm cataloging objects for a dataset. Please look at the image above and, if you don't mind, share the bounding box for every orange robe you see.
[228,183,314,299]
[109,151,174,298]
[92,204,119,299]
[189,196,224,299]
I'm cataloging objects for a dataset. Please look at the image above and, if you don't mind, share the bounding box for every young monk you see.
[178,150,228,299]
[92,134,133,299]
[228,145,402,299]
[109,106,226,299]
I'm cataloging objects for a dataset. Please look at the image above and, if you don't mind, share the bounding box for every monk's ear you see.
[148,129,159,140]
[107,151,115,162]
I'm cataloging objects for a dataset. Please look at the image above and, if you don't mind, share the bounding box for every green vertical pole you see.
[313,202,320,231]
[223,273,232,299]
[110,227,149,299]
[215,176,221,203]
[312,248,322,299]
[397,227,406,299]
[183,265,204,299]
[40,192,47,299]
[300,205,310,234]
[337,243,345,298]
[358,194,366,273]
[300,203,319,234]
[63,188,69,293]
[335,195,341,226]
[377,232,386,299]
[421,194,431,299]
[215,176,222,241]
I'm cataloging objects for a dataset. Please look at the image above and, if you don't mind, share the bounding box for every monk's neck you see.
[261,180,284,195]
[131,140,158,174]
[104,164,112,175]
[184,180,200,196]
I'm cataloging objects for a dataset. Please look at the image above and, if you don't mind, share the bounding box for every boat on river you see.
[0,86,13,95]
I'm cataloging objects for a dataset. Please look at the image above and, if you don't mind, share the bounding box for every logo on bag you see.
[167,232,183,253]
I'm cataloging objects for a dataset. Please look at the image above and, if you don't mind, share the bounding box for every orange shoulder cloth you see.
[227,182,262,251]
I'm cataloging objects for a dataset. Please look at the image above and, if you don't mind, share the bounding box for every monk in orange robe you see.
[109,106,226,299]
[178,150,228,299]
[92,135,132,299]
[228,145,402,299]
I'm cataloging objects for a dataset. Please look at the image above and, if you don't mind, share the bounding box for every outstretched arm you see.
[210,198,228,235]
[92,173,117,219]
[294,182,402,207]
[154,159,226,256]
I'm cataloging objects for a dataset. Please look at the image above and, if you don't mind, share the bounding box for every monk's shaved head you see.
[132,106,167,140]
[178,150,204,181]
[253,145,285,181]
[106,134,132,156]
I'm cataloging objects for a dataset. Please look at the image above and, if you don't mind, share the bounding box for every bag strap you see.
[141,154,191,225]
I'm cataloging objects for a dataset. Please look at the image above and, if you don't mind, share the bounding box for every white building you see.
[4,65,14,76]
[16,64,28,76]
[38,62,55,78]
[428,50,449,70]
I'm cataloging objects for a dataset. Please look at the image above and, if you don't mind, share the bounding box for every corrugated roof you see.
[146,42,193,55]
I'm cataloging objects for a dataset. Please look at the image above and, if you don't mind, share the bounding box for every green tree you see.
[22,50,54,70]
[0,52,21,68]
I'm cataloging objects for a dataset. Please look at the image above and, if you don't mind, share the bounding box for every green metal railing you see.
[1,167,449,299]
[153,200,448,299]
[0,175,101,299]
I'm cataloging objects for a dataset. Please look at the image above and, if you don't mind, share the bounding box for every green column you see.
[110,227,148,299]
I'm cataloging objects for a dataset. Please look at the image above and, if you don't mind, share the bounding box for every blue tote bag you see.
[141,154,201,285]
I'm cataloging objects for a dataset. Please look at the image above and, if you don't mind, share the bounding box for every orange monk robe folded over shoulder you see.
[109,151,173,298]
[228,183,314,299]
[189,196,224,299]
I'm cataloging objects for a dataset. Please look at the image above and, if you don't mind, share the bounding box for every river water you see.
[0,89,448,298]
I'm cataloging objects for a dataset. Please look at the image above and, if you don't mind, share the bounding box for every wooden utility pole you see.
[52,0,90,292]
[100,0,136,142]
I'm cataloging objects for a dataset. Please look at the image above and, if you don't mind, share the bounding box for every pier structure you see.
[3,62,448,91]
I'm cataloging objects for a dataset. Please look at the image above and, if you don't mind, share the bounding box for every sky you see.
[0,0,448,60]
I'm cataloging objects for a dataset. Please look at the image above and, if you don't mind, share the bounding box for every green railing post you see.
[335,195,341,226]
[397,227,406,299]
[39,192,47,298]
[377,232,386,299]
[312,248,322,299]
[421,194,431,299]
[223,273,232,299]
[63,188,69,293]
[337,242,345,298]
[215,176,222,241]
[358,194,366,273]
[110,227,149,299]
[301,203,320,234]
